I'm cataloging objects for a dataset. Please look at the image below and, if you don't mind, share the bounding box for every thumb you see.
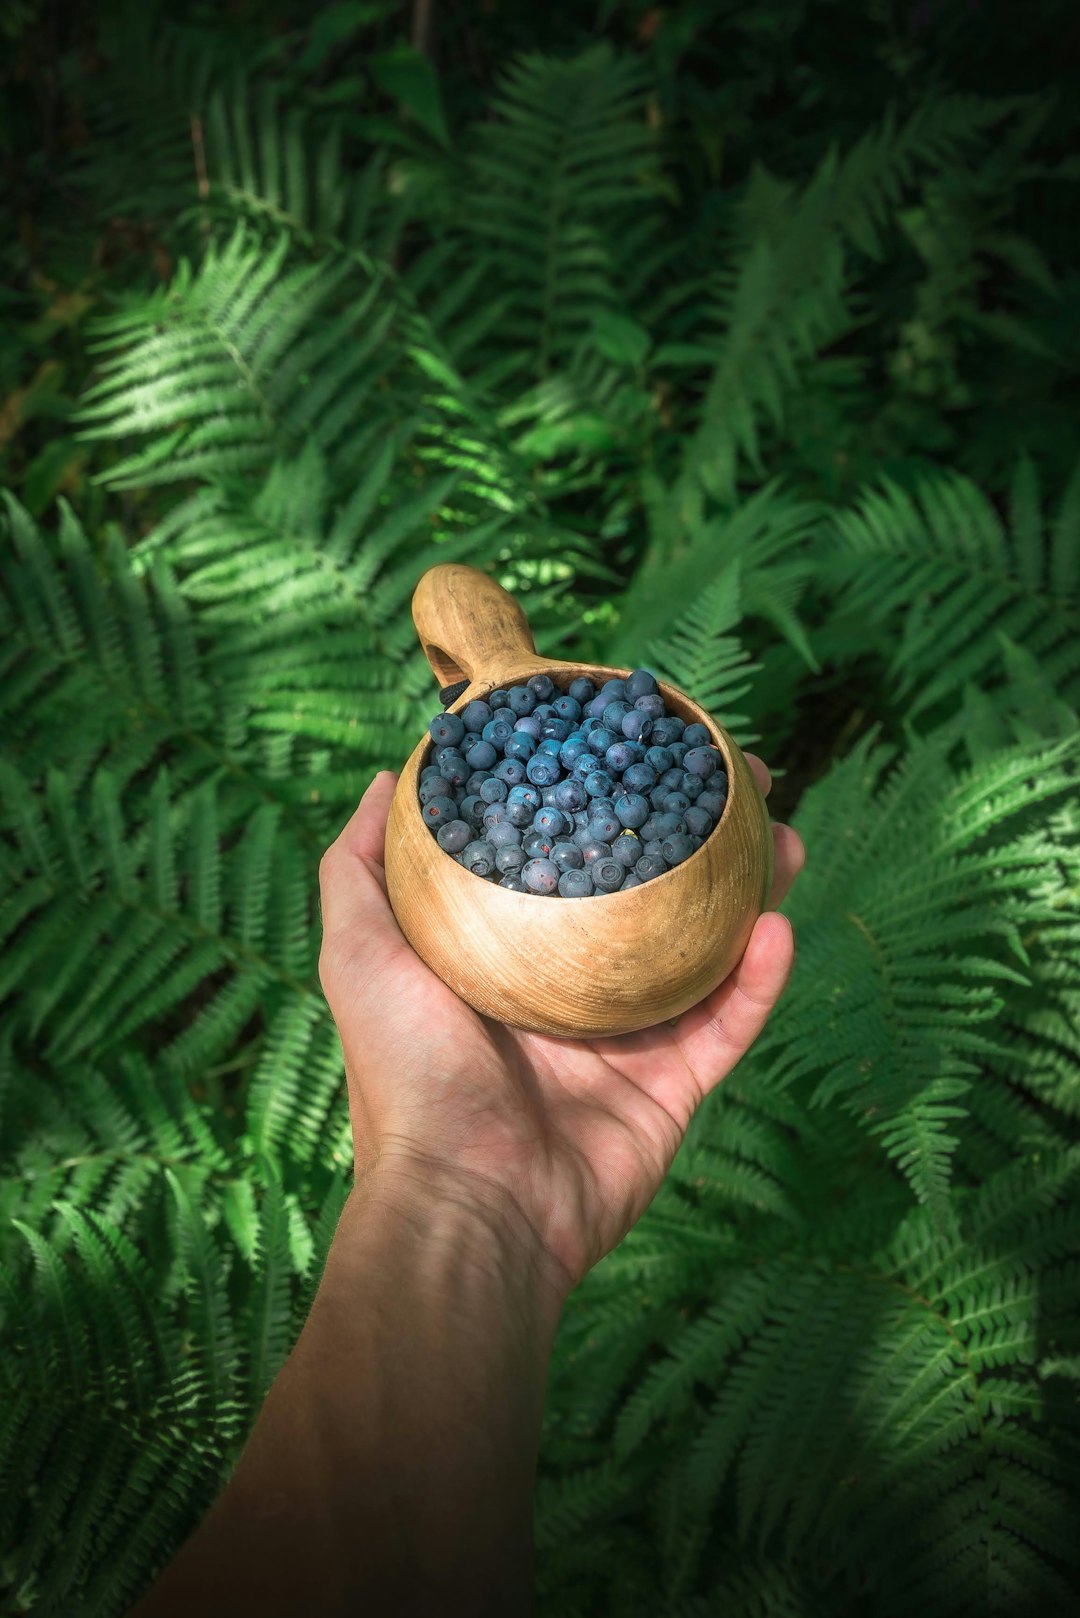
[318,770,401,947]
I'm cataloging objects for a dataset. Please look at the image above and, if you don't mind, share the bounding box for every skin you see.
[132,758,803,1618]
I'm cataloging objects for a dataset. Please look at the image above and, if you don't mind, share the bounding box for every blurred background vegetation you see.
[1,1,1079,1613]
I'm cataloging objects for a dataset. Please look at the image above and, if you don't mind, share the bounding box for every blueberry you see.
[508,782,542,813]
[534,806,569,838]
[599,678,626,702]
[465,738,498,771]
[522,829,549,858]
[621,710,653,743]
[461,700,493,733]
[436,819,472,853]
[504,798,533,828]
[592,859,625,892]
[494,757,526,786]
[505,732,537,762]
[684,746,721,779]
[614,791,650,830]
[584,770,615,799]
[624,669,658,700]
[624,761,658,792]
[645,746,674,774]
[437,754,469,789]
[559,737,590,770]
[588,796,616,817]
[585,695,609,719]
[642,838,665,860]
[604,741,636,775]
[466,770,489,797]
[661,832,695,866]
[429,712,465,747]
[661,791,691,815]
[533,702,555,720]
[568,677,596,704]
[554,778,588,815]
[639,814,664,842]
[541,716,572,743]
[682,723,711,748]
[522,857,560,895]
[588,810,622,843]
[685,805,714,838]
[458,794,486,827]
[420,763,447,784]
[482,801,513,829]
[551,839,585,871]
[680,774,705,801]
[698,785,727,819]
[462,839,497,876]
[602,700,632,732]
[579,837,612,865]
[660,767,685,788]
[422,795,458,827]
[553,695,581,722]
[507,686,537,716]
[488,821,523,850]
[654,811,687,838]
[536,737,563,757]
[633,693,666,720]
[513,714,542,740]
[496,844,527,875]
[620,871,643,889]
[649,718,681,748]
[635,853,668,882]
[528,673,555,701]
[525,753,560,788]
[499,873,527,891]
[493,706,516,726]
[587,726,617,757]
[689,834,704,851]
[610,831,641,867]
[419,777,451,806]
[489,688,510,709]
[482,718,514,748]
[477,778,507,806]
[558,868,595,898]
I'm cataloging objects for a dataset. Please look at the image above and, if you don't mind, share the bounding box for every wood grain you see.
[384,565,773,1038]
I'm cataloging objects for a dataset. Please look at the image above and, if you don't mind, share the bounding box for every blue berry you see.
[420,764,446,784]
[604,741,636,774]
[584,770,615,798]
[522,857,560,895]
[642,838,665,860]
[488,822,523,850]
[419,777,451,805]
[534,806,569,837]
[645,746,673,774]
[684,746,721,778]
[620,710,652,743]
[513,714,542,739]
[684,805,714,838]
[654,811,688,838]
[553,695,581,722]
[429,712,465,747]
[669,742,690,765]
[528,673,555,701]
[438,755,469,790]
[466,770,489,796]
[551,839,585,871]
[479,777,509,804]
[610,831,641,867]
[635,853,669,882]
[499,873,527,891]
[422,795,458,827]
[436,819,472,854]
[661,791,691,815]
[482,801,513,829]
[559,736,590,770]
[587,726,617,757]
[579,837,612,865]
[526,753,561,787]
[682,723,711,748]
[496,844,527,875]
[494,757,526,786]
[599,678,626,702]
[489,688,510,709]
[558,868,595,898]
[588,810,622,843]
[504,732,537,762]
[540,785,559,806]
[620,872,643,889]
[661,832,695,866]
[465,738,497,771]
[625,668,658,700]
[507,686,536,716]
[458,794,485,827]
[602,700,632,732]
[633,693,666,720]
[568,677,596,704]
[482,718,514,747]
[614,791,650,829]
[462,839,497,876]
[624,761,658,792]
[461,700,493,733]
[697,785,727,819]
[554,778,588,814]
[680,774,705,801]
[592,859,625,892]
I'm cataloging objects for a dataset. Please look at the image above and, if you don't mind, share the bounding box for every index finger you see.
[743,753,772,797]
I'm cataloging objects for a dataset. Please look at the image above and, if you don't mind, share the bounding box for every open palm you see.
[319,765,803,1292]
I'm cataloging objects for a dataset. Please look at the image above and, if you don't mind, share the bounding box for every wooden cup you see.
[384,564,773,1037]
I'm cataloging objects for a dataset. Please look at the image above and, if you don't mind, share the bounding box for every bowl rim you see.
[413,664,742,902]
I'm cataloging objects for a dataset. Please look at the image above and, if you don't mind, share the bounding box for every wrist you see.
[349,1145,572,1319]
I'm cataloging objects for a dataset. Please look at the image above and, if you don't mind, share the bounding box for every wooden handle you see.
[412,564,536,688]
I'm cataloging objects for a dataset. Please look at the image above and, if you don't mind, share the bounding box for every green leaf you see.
[369,46,450,148]
[589,310,652,369]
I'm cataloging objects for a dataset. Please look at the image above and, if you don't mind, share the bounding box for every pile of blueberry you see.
[417,669,728,897]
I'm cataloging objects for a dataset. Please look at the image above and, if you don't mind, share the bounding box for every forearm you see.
[133,1161,566,1618]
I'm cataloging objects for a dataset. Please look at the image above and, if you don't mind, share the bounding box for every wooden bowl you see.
[384,564,772,1038]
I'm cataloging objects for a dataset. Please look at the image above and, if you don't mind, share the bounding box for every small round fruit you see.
[461,700,493,733]
[635,853,668,882]
[462,839,497,876]
[551,839,585,871]
[568,676,595,704]
[624,668,658,700]
[558,867,594,898]
[610,831,640,867]
[496,843,527,875]
[479,776,509,804]
[436,819,472,854]
[429,712,465,747]
[684,805,714,838]
[522,857,560,895]
[592,859,625,892]
[422,795,458,828]
[488,821,523,850]
[499,873,526,891]
[614,791,650,829]
[682,723,711,748]
[684,746,721,779]
[661,832,695,866]
[528,673,555,701]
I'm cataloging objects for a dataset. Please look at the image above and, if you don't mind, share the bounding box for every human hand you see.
[318,759,803,1300]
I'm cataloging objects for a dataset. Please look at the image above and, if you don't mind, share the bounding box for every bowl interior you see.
[416,664,736,900]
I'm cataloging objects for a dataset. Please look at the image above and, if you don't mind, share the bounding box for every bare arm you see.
[133,1162,565,1618]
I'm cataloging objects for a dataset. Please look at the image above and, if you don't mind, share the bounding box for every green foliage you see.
[2,2,1079,1613]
